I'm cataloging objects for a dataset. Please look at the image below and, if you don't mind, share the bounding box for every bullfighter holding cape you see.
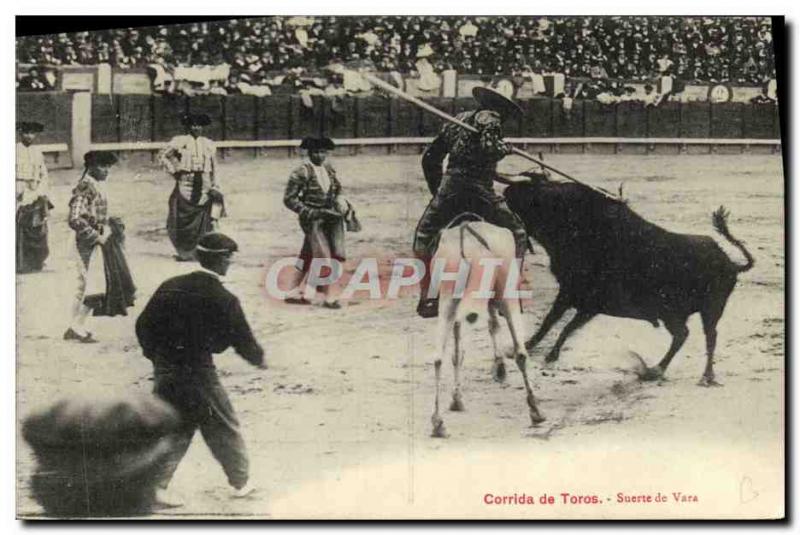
[15,121,53,273]
[158,113,226,261]
[283,136,360,309]
[64,151,136,344]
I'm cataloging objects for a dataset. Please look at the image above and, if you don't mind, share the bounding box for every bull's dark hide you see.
[504,176,754,382]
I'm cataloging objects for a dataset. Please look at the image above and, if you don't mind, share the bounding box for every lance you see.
[332,66,619,200]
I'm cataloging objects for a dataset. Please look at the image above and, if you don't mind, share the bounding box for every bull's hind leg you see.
[502,300,546,425]
[698,295,730,387]
[641,316,689,381]
[488,301,506,383]
[698,319,721,387]
[450,322,466,411]
[525,291,570,354]
[545,310,596,364]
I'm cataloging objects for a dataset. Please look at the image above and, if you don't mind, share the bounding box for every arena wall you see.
[16,92,782,167]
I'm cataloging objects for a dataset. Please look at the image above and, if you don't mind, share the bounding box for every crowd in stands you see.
[17,16,776,96]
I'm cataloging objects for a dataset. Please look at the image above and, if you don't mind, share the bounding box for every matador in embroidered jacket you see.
[283,136,357,309]
[158,113,225,261]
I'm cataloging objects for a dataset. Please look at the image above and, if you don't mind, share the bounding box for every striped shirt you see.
[16,142,49,206]
[159,135,217,174]
[158,135,219,203]
[68,175,108,247]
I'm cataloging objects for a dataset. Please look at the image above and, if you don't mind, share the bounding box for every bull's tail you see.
[712,206,755,273]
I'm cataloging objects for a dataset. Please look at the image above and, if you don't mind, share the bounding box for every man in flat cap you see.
[16,121,53,273]
[158,113,225,261]
[412,86,528,318]
[22,393,181,517]
[283,136,356,309]
[64,151,120,343]
[136,232,266,506]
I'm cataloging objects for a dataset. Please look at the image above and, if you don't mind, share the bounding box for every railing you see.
[16,93,781,166]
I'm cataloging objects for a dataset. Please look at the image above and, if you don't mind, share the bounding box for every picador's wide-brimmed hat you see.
[472,86,523,118]
[299,136,335,151]
[83,151,118,167]
[181,113,212,127]
[196,232,239,255]
[17,121,44,133]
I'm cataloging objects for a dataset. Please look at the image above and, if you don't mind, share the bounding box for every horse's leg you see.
[432,297,457,438]
[488,301,506,383]
[450,321,466,411]
[502,299,546,425]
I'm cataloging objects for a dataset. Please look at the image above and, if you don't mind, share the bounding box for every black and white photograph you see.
[11,12,786,520]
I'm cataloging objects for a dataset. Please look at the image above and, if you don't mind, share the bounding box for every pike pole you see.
[352,69,619,201]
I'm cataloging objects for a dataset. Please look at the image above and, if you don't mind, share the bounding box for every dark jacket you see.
[421,109,511,197]
[135,271,264,371]
[284,162,342,233]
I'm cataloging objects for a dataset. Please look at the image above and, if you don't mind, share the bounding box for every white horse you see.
[429,221,545,438]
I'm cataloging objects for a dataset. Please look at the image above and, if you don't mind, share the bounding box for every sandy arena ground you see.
[16,152,785,519]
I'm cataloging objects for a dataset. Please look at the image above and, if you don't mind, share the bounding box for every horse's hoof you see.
[492,363,506,383]
[449,397,466,412]
[638,367,663,382]
[698,377,723,388]
[530,411,546,426]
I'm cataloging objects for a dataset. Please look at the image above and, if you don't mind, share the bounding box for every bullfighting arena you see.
[16,151,784,519]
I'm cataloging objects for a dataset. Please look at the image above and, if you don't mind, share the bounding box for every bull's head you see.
[504,174,628,254]
[503,174,559,247]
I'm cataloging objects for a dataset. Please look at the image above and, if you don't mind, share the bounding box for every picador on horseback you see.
[413,86,529,318]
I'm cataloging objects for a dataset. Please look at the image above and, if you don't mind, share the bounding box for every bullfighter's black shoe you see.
[284,296,311,305]
[416,297,439,319]
[63,328,98,344]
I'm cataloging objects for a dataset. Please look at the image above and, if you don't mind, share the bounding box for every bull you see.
[504,175,754,386]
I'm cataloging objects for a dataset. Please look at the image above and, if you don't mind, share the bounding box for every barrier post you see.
[96,63,112,94]
[71,91,92,166]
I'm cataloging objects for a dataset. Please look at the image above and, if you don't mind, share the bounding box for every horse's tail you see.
[459,222,491,259]
[454,223,495,325]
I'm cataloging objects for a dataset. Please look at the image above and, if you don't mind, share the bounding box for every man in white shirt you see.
[16,121,53,273]
[158,113,225,261]
[459,19,478,39]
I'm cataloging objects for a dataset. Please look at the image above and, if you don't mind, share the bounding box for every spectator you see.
[17,16,777,92]
[415,43,440,92]
[17,67,54,91]
[208,79,228,95]
[641,83,661,106]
